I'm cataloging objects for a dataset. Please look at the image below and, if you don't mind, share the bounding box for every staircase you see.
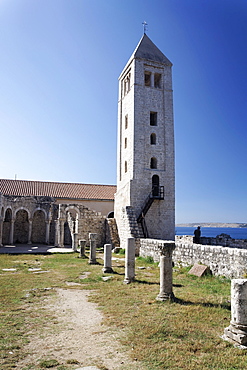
[137,186,164,238]
[106,218,120,250]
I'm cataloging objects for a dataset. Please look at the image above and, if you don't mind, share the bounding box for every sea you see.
[176,227,247,240]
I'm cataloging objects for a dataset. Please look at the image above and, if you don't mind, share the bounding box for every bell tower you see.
[114,34,175,247]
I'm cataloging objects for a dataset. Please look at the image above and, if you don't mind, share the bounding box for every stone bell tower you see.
[114,34,175,248]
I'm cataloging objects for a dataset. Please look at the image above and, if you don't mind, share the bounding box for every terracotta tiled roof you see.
[0,179,116,201]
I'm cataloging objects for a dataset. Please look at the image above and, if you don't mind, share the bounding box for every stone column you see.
[72,232,78,252]
[9,219,15,245]
[54,219,59,247]
[89,233,97,264]
[103,244,113,273]
[0,218,3,247]
[224,279,247,346]
[79,239,86,257]
[124,237,135,284]
[28,219,32,245]
[156,241,175,301]
[45,221,50,245]
[59,220,65,247]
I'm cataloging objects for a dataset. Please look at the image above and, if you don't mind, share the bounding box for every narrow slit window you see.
[124,137,127,148]
[150,112,157,126]
[144,71,151,87]
[125,115,128,129]
[125,161,128,173]
[150,157,157,169]
[150,133,156,145]
[154,73,161,88]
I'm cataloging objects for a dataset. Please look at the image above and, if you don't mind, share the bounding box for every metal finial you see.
[142,21,148,34]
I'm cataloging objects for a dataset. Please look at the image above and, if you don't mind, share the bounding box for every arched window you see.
[150,133,156,145]
[150,157,157,169]
[152,175,159,196]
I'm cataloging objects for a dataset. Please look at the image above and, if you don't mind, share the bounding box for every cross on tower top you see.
[142,21,148,34]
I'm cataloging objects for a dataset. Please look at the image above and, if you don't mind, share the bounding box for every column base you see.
[123,277,135,284]
[102,267,113,273]
[156,292,175,302]
[224,324,247,346]
[89,259,97,265]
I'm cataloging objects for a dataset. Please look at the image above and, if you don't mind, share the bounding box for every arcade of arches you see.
[0,195,112,248]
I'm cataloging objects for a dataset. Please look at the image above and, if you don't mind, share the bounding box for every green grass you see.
[0,251,245,369]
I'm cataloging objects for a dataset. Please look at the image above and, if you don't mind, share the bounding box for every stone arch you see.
[31,210,46,244]
[31,207,48,221]
[2,208,12,245]
[14,209,29,244]
[107,211,114,218]
[14,207,31,220]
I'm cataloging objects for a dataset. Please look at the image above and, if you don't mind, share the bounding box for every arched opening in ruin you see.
[2,208,12,245]
[64,221,72,246]
[14,209,29,244]
[32,210,46,244]
[64,207,79,246]
[107,211,114,218]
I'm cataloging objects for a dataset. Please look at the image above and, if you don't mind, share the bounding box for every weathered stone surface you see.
[224,279,247,346]
[89,233,97,264]
[188,263,211,277]
[102,244,113,273]
[156,241,175,301]
[124,237,135,284]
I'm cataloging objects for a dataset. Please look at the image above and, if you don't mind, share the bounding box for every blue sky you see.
[0,0,246,223]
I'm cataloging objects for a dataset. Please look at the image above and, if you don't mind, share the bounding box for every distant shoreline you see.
[176,223,247,228]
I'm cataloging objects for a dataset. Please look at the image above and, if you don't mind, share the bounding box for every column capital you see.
[158,241,175,257]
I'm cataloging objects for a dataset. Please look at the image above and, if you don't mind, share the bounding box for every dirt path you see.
[16,288,146,370]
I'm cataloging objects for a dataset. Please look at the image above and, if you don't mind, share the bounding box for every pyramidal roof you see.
[131,33,172,65]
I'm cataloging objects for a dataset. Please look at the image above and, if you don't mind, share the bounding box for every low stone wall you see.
[176,235,247,249]
[140,238,247,279]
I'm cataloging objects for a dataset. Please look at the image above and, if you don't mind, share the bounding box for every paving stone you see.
[2,268,17,271]
[188,263,211,277]
[102,276,112,281]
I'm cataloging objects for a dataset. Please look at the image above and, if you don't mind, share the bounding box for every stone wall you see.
[140,237,247,279]
[173,241,247,278]
[176,235,247,249]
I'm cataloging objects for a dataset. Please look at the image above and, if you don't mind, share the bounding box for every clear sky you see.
[0,0,246,224]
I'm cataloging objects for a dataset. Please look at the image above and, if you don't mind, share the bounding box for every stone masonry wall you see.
[176,235,247,249]
[140,238,247,279]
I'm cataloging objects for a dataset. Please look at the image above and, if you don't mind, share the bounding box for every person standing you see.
[194,226,201,244]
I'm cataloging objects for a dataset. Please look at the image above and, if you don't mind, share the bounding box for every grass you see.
[0,251,246,369]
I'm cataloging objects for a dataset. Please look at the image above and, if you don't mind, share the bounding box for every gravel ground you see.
[16,288,147,370]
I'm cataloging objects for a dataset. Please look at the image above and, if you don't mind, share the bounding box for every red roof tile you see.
[0,179,116,201]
